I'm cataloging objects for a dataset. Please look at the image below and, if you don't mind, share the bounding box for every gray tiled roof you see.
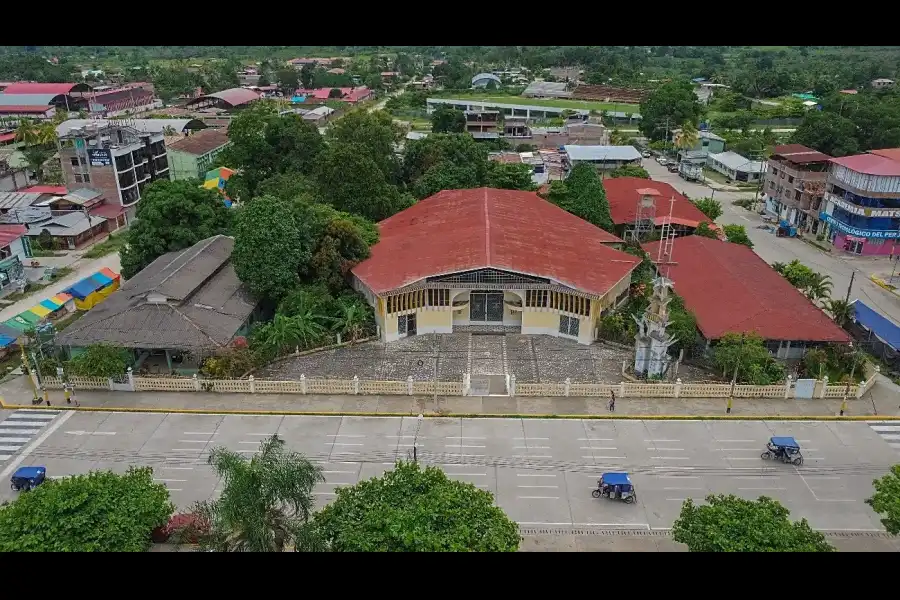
[57,235,258,351]
[564,145,642,162]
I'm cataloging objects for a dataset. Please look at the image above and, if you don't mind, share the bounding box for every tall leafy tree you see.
[546,163,614,232]
[327,110,402,183]
[430,105,466,134]
[485,162,536,191]
[231,195,312,301]
[315,143,410,221]
[638,81,703,141]
[692,197,723,221]
[608,164,650,179]
[402,133,490,187]
[722,224,753,249]
[313,461,520,552]
[412,161,481,200]
[120,180,231,279]
[791,111,860,158]
[275,68,300,95]
[184,435,325,552]
[672,495,834,552]
[310,218,371,293]
[866,465,900,535]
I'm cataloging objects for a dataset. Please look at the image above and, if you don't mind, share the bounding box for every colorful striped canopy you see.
[39,298,61,311]
[3,318,28,331]
[98,267,120,281]
[91,272,113,287]
[12,312,39,326]
[52,293,73,304]
[0,334,15,348]
[29,305,52,318]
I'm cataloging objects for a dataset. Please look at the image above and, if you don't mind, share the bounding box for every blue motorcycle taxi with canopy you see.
[761,436,803,466]
[10,466,46,492]
[592,472,636,503]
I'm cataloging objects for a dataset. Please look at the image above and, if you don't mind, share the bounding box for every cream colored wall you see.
[417,308,453,334]
[522,310,559,330]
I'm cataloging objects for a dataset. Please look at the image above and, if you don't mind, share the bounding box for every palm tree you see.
[22,146,52,183]
[674,124,699,151]
[330,298,369,345]
[15,120,38,146]
[255,313,325,356]
[804,273,833,302]
[35,122,57,146]
[184,435,326,552]
[825,298,854,327]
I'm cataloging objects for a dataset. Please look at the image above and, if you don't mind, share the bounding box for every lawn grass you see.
[81,233,126,259]
[2,266,75,303]
[431,92,639,113]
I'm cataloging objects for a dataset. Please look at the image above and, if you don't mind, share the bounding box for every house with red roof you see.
[642,236,850,358]
[350,188,641,345]
[294,87,372,103]
[601,177,716,237]
[821,149,900,255]
[0,82,92,122]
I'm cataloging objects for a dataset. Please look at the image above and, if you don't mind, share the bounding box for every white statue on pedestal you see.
[633,277,677,378]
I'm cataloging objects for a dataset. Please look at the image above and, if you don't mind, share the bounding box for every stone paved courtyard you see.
[258,333,713,383]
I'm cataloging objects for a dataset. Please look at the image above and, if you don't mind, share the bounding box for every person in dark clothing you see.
[608,391,616,413]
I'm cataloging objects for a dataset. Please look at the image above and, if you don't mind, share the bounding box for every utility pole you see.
[845,270,856,303]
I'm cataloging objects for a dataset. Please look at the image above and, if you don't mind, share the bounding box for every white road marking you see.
[667,497,702,502]
[245,433,277,436]
[386,435,417,438]
[7,421,51,428]
[167,489,183,492]
[816,498,856,503]
[313,492,335,496]
[518,473,556,477]
[446,436,486,440]
[0,429,40,435]
[183,432,216,436]
[658,475,700,479]
[653,466,695,470]
[578,438,613,441]
[327,434,366,437]
[803,476,840,480]
[445,444,485,448]
[647,448,684,451]
[65,431,116,436]
[514,455,552,458]
[8,413,55,420]
[651,456,690,460]
[160,467,194,471]
[0,411,73,480]
[154,479,187,483]
[516,437,550,440]
[517,496,559,500]
[328,443,363,446]
[581,455,626,459]
[178,440,209,444]
[645,439,680,442]
[331,451,360,455]
[0,445,24,452]
[445,473,487,477]
[716,448,757,451]
[323,470,356,474]
[170,448,205,452]
[735,476,780,480]
[739,487,786,491]
[727,457,762,460]
[0,437,30,443]
[580,446,618,450]
[395,444,423,447]
[8,409,60,413]
[517,485,559,489]
[237,450,261,454]
[871,425,900,432]
[514,446,550,449]
[444,453,485,457]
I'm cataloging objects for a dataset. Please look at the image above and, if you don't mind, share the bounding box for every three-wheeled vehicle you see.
[761,436,803,466]
[592,472,636,503]
[10,466,46,492]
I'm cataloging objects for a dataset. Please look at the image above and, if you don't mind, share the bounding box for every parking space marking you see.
[738,487,786,491]
[651,456,690,460]
[645,439,680,443]
[514,445,550,449]
[580,446,617,450]
[517,485,559,489]
[154,479,188,483]
[445,444,486,448]
[518,473,557,477]
[517,496,560,500]
[653,466,694,470]
[515,455,553,458]
[327,434,365,438]
[578,438,613,441]
[516,437,550,441]
[648,447,684,451]
[0,454,10,461]
[183,432,216,436]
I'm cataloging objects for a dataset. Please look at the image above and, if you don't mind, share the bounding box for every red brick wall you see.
[60,148,121,205]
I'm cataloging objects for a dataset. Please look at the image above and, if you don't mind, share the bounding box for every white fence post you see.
[509,374,517,397]
[126,367,134,391]
[674,378,682,399]
[107,377,114,391]
[784,375,793,399]
[300,374,307,394]
[407,376,414,396]
[249,375,255,394]
[564,378,571,397]
[353,375,359,395]
[621,360,627,376]
[463,373,470,396]
[819,376,828,399]
[192,373,201,391]
[619,381,626,398]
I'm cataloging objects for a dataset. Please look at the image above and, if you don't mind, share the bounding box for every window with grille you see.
[558,315,580,337]
[428,289,449,306]
[525,290,548,307]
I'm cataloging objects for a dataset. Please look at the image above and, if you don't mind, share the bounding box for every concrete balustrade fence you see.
[33,367,880,400]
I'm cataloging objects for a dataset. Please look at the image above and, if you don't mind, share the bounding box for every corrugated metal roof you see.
[56,119,205,137]
[708,151,765,173]
[167,128,230,156]
[428,97,590,116]
[773,144,832,164]
[564,145,642,162]
[1,82,87,95]
[0,93,61,106]
[192,88,261,108]
[0,192,42,211]
[829,153,900,176]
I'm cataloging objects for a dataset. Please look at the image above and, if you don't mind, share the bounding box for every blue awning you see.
[853,300,900,350]
[66,277,103,299]
[0,334,15,348]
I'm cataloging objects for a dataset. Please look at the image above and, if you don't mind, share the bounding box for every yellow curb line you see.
[3,397,899,420]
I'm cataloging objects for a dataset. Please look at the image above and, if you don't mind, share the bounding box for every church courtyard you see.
[257,333,713,384]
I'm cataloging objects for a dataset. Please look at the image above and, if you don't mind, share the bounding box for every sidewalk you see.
[2,374,897,418]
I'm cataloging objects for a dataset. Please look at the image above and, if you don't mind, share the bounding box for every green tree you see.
[672,494,835,552]
[607,164,651,179]
[692,197,723,221]
[185,435,325,552]
[299,63,315,89]
[232,195,312,300]
[402,133,490,187]
[673,123,700,151]
[0,467,172,552]
[21,147,52,183]
[694,222,720,239]
[274,68,299,95]
[329,297,371,344]
[791,111,860,157]
[804,272,833,302]
[255,172,318,203]
[639,81,703,141]
[546,163,614,232]
[485,162,536,191]
[866,464,900,535]
[315,143,409,221]
[412,161,480,199]
[67,344,130,378]
[310,218,372,293]
[313,461,520,552]
[712,333,785,384]
[120,180,231,279]
[253,313,325,356]
[723,223,753,248]
[327,110,401,183]
[430,105,466,134]
[824,298,854,328]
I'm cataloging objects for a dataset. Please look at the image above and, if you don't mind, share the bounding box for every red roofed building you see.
[351,188,640,344]
[0,82,90,95]
[295,87,373,103]
[642,236,850,358]
[601,177,713,236]
[762,144,831,232]
[822,150,900,255]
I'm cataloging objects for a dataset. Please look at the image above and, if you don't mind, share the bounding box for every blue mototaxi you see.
[592,472,637,504]
[10,466,46,492]
[761,436,803,466]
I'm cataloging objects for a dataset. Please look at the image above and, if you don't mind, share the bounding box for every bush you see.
[0,467,173,552]
[67,344,130,378]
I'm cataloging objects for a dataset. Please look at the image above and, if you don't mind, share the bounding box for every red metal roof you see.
[89,203,126,219]
[829,153,900,176]
[20,185,67,194]
[295,87,372,102]
[602,177,711,228]
[0,132,14,143]
[352,188,636,297]
[0,224,27,247]
[642,236,850,343]
[1,82,81,95]
[0,105,53,114]
[773,144,832,164]
[868,148,900,163]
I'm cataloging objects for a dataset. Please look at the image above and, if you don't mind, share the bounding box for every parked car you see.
[657,156,668,166]
[641,150,651,158]
[667,163,679,173]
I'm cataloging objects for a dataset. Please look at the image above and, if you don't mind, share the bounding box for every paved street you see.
[2,410,897,533]
[641,160,900,327]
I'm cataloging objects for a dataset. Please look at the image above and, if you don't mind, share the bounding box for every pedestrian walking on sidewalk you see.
[608,391,616,413]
